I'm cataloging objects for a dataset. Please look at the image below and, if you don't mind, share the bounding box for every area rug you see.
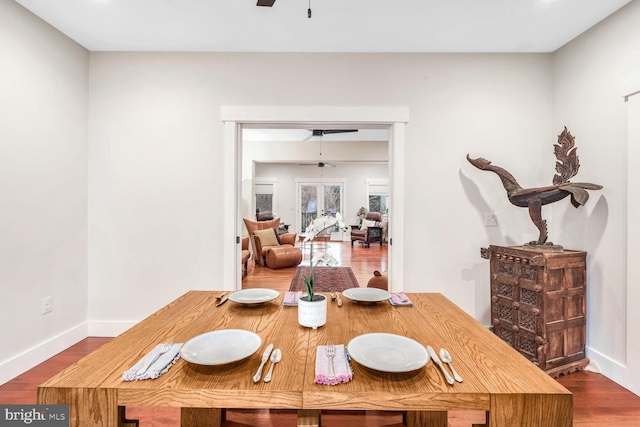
[289,266,360,293]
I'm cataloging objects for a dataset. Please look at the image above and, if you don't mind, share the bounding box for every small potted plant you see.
[298,212,348,329]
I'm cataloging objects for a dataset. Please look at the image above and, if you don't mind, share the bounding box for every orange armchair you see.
[243,218,298,266]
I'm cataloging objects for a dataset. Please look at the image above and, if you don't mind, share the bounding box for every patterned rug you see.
[289,266,360,292]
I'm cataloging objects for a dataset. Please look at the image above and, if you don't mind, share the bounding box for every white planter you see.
[298,294,327,329]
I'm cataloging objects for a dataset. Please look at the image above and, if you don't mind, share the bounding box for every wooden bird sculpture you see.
[467,127,603,246]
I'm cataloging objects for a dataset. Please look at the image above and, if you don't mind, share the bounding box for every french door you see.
[296,182,344,237]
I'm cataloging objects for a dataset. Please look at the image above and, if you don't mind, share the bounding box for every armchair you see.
[241,236,251,278]
[257,211,289,235]
[243,217,298,266]
[350,212,383,248]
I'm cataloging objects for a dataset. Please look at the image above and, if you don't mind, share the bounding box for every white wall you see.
[552,0,640,394]
[87,51,553,330]
[0,2,89,384]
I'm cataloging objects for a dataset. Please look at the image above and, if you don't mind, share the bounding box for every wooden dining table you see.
[38,290,572,427]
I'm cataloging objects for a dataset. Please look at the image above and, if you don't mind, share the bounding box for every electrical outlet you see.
[484,212,498,227]
[42,296,52,315]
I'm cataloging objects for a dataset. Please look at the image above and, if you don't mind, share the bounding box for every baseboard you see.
[586,346,640,396]
[88,320,136,337]
[0,322,88,386]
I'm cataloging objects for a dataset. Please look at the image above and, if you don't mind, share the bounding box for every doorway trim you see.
[622,70,640,395]
[222,106,410,291]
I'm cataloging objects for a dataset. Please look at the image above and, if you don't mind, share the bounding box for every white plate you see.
[180,329,262,365]
[347,333,430,373]
[342,287,392,303]
[228,288,280,304]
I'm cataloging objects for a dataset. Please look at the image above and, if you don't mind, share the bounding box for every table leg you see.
[118,406,139,426]
[489,394,572,427]
[405,411,447,427]
[180,408,222,427]
[38,387,119,427]
[471,411,490,427]
[297,409,321,427]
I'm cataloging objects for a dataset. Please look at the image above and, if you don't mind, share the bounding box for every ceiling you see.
[15,0,631,53]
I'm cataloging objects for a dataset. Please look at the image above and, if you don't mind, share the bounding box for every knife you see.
[216,294,229,307]
[426,346,454,385]
[253,343,274,382]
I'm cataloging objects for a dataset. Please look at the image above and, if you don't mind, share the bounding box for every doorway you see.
[221,106,409,291]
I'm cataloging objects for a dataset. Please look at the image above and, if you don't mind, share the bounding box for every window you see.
[366,180,389,214]
[255,181,276,216]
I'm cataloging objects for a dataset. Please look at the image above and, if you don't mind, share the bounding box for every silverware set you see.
[330,293,343,307]
[427,345,463,384]
[253,343,282,383]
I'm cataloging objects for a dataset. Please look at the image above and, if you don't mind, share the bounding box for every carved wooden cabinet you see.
[482,245,589,377]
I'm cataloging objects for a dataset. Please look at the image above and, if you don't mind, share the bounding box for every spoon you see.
[439,348,463,383]
[263,348,282,383]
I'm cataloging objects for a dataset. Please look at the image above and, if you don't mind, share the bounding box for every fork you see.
[137,339,174,375]
[326,342,336,380]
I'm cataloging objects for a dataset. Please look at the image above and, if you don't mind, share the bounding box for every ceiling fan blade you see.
[305,129,358,140]
[257,0,276,6]
[319,129,358,135]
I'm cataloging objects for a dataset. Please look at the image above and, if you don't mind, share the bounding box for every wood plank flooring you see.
[3,241,640,426]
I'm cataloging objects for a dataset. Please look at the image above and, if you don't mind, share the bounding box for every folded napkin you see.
[314,344,353,385]
[389,292,413,306]
[283,291,302,306]
[122,343,183,381]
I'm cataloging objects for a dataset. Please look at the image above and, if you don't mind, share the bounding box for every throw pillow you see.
[254,228,280,247]
[360,219,375,231]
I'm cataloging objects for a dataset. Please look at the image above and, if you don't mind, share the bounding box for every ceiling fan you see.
[299,161,336,168]
[303,129,358,141]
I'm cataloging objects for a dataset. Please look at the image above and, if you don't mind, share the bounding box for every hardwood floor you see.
[3,241,640,426]
[242,240,388,291]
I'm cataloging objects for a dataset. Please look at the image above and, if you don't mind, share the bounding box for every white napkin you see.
[283,291,302,306]
[122,343,183,381]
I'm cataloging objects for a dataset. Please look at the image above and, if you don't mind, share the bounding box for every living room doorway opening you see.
[222,106,409,292]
